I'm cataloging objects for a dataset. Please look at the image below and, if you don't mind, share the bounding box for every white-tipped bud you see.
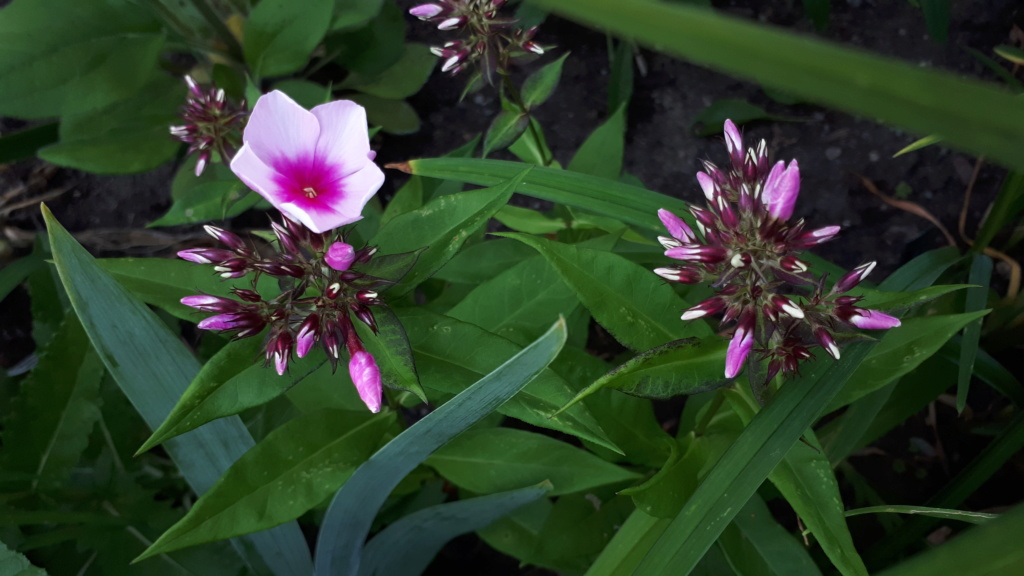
[658,236,683,250]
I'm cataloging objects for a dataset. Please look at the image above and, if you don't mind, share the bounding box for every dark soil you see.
[2,0,1022,573]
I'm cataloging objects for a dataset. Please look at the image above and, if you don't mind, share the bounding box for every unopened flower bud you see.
[326,282,343,300]
[665,245,727,264]
[204,225,246,251]
[658,209,696,243]
[654,266,702,284]
[437,16,465,30]
[267,331,293,375]
[815,327,841,360]
[356,290,379,304]
[325,242,356,271]
[272,222,300,255]
[349,351,382,413]
[181,295,242,313]
[296,315,320,358]
[836,306,901,330]
[409,3,444,19]
[792,225,841,249]
[351,304,378,333]
[833,261,876,294]
[770,294,804,319]
[780,255,809,273]
[725,309,756,379]
[231,288,263,303]
[723,120,744,169]
[177,247,235,265]
[681,297,727,321]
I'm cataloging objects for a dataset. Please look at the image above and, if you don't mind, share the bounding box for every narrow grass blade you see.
[42,205,312,576]
[313,318,568,576]
[958,254,992,412]
[845,505,997,524]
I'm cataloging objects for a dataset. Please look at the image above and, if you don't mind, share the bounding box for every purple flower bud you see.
[409,3,444,19]
[181,295,242,313]
[198,312,246,332]
[203,225,246,250]
[325,242,356,271]
[349,351,382,413]
[837,307,901,330]
[654,266,702,284]
[326,282,343,300]
[351,304,378,333]
[762,159,800,221]
[725,310,755,379]
[658,209,696,243]
[658,236,683,250]
[665,245,727,264]
[213,257,250,276]
[437,16,465,30]
[729,252,751,268]
[723,120,744,168]
[689,206,717,230]
[780,255,809,273]
[267,331,293,375]
[696,171,717,202]
[770,294,804,319]
[523,41,544,55]
[833,261,876,294]
[296,315,320,358]
[792,225,841,249]
[231,288,263,303]
[272,222,300,255]
[681,297,727,321]
[815,327,841,360]
[177,247,235,264]
[357,290,379,303]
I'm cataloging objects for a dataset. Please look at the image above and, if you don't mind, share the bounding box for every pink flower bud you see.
[296,315,320,358]
[177,248,235,264]
[833,261,876,294]
[267,331,293,375]
[437,16,465,30]
[231,288,263,303]
[696,171,717,201]
[349,351,382,413]
[272,222,300,255]
[762,159,800,221]
[725,310,755,379]
[815,327,841,360]
[681,297,727,321]
[792,225,841,249]
[780,255,809,273]
[658,209,696,243]
[409,3,444,19]
[326,282,343,300]
[325,242,356,271]
[203,225,246,250]
[181,295,242,313]
[723,120,744,168]
[351,304,378,333]
[665,245,727,264]
[770,294,804,319]
[837,307,901,330]
[654,267,701,284]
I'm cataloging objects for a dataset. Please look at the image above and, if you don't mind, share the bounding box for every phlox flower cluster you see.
[410,0,544,84]
[169,76,248,176]
[656,120,901,382]
[177,91,388,413]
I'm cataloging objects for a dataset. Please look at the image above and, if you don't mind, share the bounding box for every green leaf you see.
[499,232,708,351]
[396,308,617,451]
[138,410,393,559]
[508,117,554,166]
[522,53,570,109]
[1,315,103,492]
[893,134,943,157]
[245,0,333,78]
[447,255,580,346]
[432,238,536,284]
[845,505,997,525]
[528,0,1024,172]
[727,389,868,576]
[533,493,637,573]
[0,0,162,118]
[150,159,263,227]
[328,3,406,76]
[995,45,1024,66]
[584,509,670,576]
[97,257,279,321]
[38,74,180,173]
[873,504,1024,576]
[958,255,992,412]
[42,205,312,575]
[360,484,552,576]
[0,539,48,576]
[564,339,728,411]
[731,495,823,576]
[404,157,684,231]
[494,205,566,235]
[0,123,58,164]
[0,252,44,303]
[372,171,524,294]
[826,310,990,412]
[484,111,531,156]
[343,43,435,99]
[355,306,426,402]
[630,341,877,575]
[331,0,384,31]
[853,283,968,311]
[313,318,568,575]
[608,39,635,114]
[974,170,1024,251]
[349,93,420,134]
[568,104,626,180]
[427,428,639,495]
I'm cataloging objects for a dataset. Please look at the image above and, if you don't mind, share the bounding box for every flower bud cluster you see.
[655,120,901,381]
[169,76,248,176]
[410,0,545,84]
[178,218,386,412]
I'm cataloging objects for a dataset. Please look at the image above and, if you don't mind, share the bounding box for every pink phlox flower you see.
[230,91,384,234]
[349,351,383,413]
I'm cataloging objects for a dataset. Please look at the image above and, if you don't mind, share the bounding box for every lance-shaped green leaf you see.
[974,170,1024,251]
[360,483,552,576]
[138,338,324,453]
[396,308,617,452]
[484,111,531,156]
[397,157,682,231]
[1,315,103,492]
[138,410,393,559]
[852,284,969,311]
[499,233,708,351]
[727,388,868,576]
[354,306,426,402]
[559,339,728,415]
[427,428,639,496]
[845,506,997,525]
[528,0,1024,171]
[825,310,990,412]
[730,495,824,576]
[872,504,1024,576]
[42,205,312,576]
[958,255,992,412]
[313,318,568,575]
[522,53,570,109]
[568,103,626,180]
[371,171,525,294]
